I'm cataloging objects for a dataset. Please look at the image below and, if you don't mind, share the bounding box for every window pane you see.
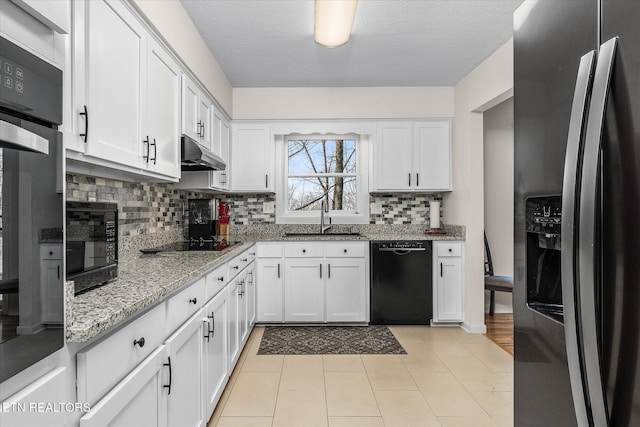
[288,139,356,174]
[288,176,357,211]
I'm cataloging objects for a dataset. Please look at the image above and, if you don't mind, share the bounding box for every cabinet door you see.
[227,280,241,371]
[211,106,223,156]
[326,259,366,322]
[374,121,413,190]
[414,121,452,191]
[211,116,230,190]
[231,123,273,192]
[256,259,283,322]
[165,310,206,427]
[79,347,166,427]
[198,93,212,150]
[435,257,463,321]
[2,367,69,427]
[143,37,180,179]
[83,0,145,169]
[40,259,63,324]
[203,290,227,420]
[237,273,248,345]
[182,75,200,141]
[245,263,256,327]
[284,260,325,322]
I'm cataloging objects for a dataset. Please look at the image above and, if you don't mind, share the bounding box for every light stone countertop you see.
[66,224,465,343]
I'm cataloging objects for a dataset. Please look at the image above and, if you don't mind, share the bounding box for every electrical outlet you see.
[263,201,275,213]
[370,204,381,214]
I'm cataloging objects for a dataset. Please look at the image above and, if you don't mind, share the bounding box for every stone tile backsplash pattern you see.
[219,194,276,225]
[66,173,442,256]
[369,193,441,226]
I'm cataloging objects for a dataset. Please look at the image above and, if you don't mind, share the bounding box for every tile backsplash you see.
[66,174,442,256]
[369,193,441,225]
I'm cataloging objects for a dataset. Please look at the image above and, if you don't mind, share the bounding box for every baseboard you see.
[461,321,487,334]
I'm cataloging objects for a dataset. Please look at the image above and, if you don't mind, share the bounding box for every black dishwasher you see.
[370,241,433,325]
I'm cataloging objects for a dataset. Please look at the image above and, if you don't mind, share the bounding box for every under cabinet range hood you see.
[181,134,226,171]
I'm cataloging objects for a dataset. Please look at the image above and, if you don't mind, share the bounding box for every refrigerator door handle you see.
[579,36,619,427]
[561,49,597,427]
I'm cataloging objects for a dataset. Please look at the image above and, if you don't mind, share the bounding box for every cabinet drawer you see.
[257,243,283,258]
[436,242,462,257]
[205,263,228,300]
[284,242,324,258]
[166,278,206,333]
[41,244,62,260]
[229,247,254,274]
[77,303,166,405]
[324,242,366,258]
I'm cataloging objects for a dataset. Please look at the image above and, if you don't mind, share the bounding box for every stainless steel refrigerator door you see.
[514,0,597,425]
[600,2,640,425]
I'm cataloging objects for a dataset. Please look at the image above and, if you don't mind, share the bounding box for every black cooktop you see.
[140,239,238,254]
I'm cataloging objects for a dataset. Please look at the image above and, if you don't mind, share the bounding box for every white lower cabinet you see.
[227,277,241,371]
[1,367,69,427]
[40,244,63,324]
[75,245,258,427]
[284,259,325,322]
[256,242,368,323]
[165,309,206,427]
[256,259,283,322]
[325,258,367,322]
[79,347,167,427]
[203,291,227,420]
[433,241,464,323]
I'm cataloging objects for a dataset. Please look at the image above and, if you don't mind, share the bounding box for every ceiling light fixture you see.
[314,0,358,48]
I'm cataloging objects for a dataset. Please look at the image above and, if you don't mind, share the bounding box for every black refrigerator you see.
[514,1,640,426]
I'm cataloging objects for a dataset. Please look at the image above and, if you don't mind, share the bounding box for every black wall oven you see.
[0,36,64,382]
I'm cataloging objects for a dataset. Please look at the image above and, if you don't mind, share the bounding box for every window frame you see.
[276,132,370,224]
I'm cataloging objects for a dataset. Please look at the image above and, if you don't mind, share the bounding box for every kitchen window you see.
[277,134,369,224]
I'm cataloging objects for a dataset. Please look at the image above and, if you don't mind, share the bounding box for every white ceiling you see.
[180,0,523,88]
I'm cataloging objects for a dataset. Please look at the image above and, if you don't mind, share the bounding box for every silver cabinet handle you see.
[416,173,419,187]
[320,264,322,279]
[561,49,596,427]
[277,263,280,278]
[579,37,618,427]
[328,264,331,279]
[408,173,411,187]
[265,174,269,188]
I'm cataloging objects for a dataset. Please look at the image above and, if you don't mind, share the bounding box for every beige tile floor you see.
[209,325,513,427]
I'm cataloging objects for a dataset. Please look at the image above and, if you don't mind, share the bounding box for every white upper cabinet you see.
[374,121,414,190]
[231,122,273,192]
[182,75,200,141]
[414,121,452,191]
[373,120,452,192]
[181,74,213,150]
[82,0,145,169]
[67,0,181,181]
[142,37,181,178]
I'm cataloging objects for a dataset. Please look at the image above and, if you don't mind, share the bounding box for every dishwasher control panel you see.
[375,241,428,250]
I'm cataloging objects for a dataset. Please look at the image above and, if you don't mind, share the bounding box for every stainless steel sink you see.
[283,232,363,237]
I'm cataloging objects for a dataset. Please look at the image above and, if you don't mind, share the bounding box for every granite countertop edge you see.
[66,228,465,344]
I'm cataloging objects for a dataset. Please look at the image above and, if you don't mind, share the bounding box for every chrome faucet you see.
[320,199,331,234]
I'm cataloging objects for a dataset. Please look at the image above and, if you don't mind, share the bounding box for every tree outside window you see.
[286,137,358,213]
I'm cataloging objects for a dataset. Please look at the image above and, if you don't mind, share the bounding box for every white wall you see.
[446,39,513,332]
[483,97,514,313]
[130,0,233,115]
[233,87,454,119]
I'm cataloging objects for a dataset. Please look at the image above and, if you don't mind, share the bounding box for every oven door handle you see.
[0,120,49,154]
